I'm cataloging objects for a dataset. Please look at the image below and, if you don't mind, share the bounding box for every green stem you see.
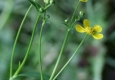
[12,13,42,78]
[39,22,44,80]
[39,12,48,80]
[70,1,81,25]
[9,4,33,78]
[49,29,70,80]
[49,1,81,80]
[71,18,80,29]
[45,3,52,10]
[53,34,88,80]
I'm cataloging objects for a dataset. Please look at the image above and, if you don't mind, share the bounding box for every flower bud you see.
[65,18,69,23]
[50,0,53,4]
[79,11,84,16]
[44,0,50,4]
[79,0,88,2]
[44,0,53,4]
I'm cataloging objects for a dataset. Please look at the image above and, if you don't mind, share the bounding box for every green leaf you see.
[28,0,41,11]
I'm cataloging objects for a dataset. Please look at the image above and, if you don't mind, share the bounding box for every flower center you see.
[85,27,92,34]
[85,27,97,35]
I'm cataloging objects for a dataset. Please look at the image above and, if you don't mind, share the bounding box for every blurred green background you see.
[0,0,115,80]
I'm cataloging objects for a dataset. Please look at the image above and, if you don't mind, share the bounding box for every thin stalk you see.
[49,29,70,80]
[12,13,42,77]
[70,1,81,25]
[53,34,88,80]
[9,4,33,78]
[45,3,52,10]
[49,1,81,80]
[71,19,79,29]
[38,12,48,80]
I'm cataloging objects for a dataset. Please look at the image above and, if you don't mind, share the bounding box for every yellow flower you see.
[79,0,88,2]
[76,19,103,39]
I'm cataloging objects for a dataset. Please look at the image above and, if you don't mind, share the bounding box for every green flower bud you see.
[44,0,53,4]
[79,0,88,2]
[50,0,53,4]
[79,11,84,17]
[44,0,50,4]
[65,18,69,23]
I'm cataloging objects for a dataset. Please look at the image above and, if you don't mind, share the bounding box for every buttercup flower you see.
[76,19,103,39]
[79,0,88,2]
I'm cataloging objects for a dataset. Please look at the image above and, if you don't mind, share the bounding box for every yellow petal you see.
[92,34,103,39]
[76,24,85,33]
[83,19,90,28]
[93,25,102,32]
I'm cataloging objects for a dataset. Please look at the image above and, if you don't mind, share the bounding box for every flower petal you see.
[83,19,90,28]
[92,34,103,39]
[93,25,102,32]
[76,24,85,33]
